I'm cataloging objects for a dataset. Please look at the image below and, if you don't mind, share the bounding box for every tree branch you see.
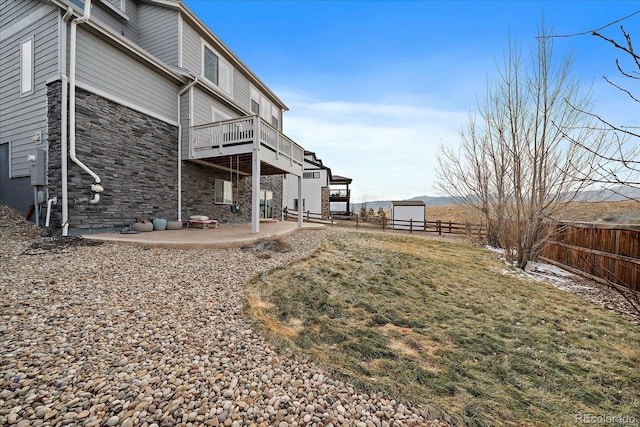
[538,10,640,38]
[603,75,640,101]
[592,30,640,61]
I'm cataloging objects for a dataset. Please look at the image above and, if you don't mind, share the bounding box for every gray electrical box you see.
[29,149,47,186]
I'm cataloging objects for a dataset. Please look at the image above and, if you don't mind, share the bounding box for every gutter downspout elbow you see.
[177,74,198,222]
[69,0,102,205]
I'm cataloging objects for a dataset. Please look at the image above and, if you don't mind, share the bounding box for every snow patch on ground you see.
[485,245,638,320]
[486,245,588,290]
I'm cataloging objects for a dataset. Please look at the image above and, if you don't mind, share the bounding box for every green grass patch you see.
[246,232,640,426]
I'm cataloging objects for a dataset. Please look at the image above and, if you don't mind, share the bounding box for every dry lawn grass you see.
[427,200,640,225]
[246,232,640,426]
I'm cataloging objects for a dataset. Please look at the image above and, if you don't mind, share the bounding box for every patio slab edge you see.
[81,223,325,250]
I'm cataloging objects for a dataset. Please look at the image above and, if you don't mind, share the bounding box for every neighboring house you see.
[282,151,352,219]
[0,0,304,235]
[283,151,329,219]
[329,175,352,216]
[390,200,425,230]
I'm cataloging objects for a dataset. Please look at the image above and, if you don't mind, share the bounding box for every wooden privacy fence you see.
[540,223,640,294]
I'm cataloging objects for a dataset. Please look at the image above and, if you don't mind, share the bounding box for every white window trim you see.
[250,87,260,115]
[98,0,130,21]
[215,179,233,205]
[211,105,230,123]
[20,36,35,97]
[251,86,274,123]
[271,108,280,130]
[201,41,232,96]
[177,13,183,68]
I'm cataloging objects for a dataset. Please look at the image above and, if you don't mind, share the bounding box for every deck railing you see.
[191,116,303,166]
[330,189,350,198]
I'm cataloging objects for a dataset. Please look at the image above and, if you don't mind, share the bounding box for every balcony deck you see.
[188,116,304,176]
[329,189,351,203]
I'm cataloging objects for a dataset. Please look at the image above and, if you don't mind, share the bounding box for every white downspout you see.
[61,7,73,236]
[177,75,198,222]
[69,0,103,206]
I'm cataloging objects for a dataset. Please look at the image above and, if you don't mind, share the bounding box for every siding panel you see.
[0,0,43,28]
[193,88,237,126]
[180,91,190,159]
[233,69,250,112]
[90,0,139,43]
[75,27,177,122]
[138,4,179,66]
[0,6,58,176]
[181,21,200,75]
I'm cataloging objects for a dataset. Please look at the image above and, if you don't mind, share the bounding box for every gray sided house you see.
[0,0,304,234]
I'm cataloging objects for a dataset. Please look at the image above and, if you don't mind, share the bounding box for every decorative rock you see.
[7,412,18,424]
[166,221,182,230]
[0,216,437,427]
[106,416,119,426]
[132,222,153,232]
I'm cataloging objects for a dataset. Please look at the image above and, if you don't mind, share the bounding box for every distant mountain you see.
[407,195,461,206]
[574,186,640,202]
[352,195,461,212]
[351,186,639,213]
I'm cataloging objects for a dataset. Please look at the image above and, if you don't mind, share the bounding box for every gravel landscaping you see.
[0,205,443,427]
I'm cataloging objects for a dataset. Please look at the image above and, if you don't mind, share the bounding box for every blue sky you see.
[184,0,639,202]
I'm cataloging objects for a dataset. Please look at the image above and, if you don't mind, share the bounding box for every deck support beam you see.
[297,175,303,228]
[251,146,260,234]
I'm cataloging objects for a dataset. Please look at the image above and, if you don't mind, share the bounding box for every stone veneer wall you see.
[183,171,283,223]
[48,81,285,232]
[47,81,178,233]
[321,187,330,219]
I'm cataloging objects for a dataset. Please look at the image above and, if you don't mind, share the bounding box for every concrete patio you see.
[82,221,325,249]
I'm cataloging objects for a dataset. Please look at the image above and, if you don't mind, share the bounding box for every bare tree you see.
[548,11,640,196]
[437,23,609,269]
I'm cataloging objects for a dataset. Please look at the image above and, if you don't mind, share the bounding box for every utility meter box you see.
[29,149,47,186]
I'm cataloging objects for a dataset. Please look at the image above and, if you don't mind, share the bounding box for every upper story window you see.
[304,172,321,179]
[20,37,34,96]
[271,109,280,129]
[250,99,259,115]
[250,88,260,115]
[251,86,276,125]
[203,44,232,95]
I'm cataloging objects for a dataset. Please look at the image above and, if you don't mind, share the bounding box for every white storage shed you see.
[390,200,426,231]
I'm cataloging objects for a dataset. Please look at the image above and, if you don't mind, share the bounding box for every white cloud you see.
[278,90,467,201]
